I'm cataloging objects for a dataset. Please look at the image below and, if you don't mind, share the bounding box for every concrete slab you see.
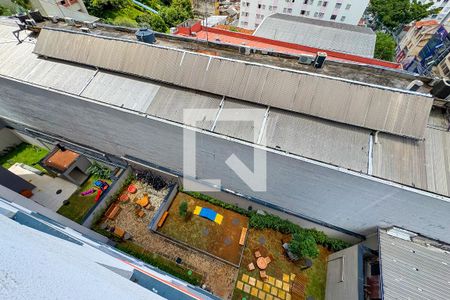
[8,163,78,211]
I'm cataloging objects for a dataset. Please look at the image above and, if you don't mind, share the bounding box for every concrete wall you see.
[1,77,450,242]
[0,128,21,154]
[0,166,35,193]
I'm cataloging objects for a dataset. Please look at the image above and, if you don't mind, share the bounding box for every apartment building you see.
[419,0,450,22]
[239,0,369,30]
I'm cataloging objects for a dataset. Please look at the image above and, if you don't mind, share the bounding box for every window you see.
[283,7,293,13]
[258,3,262,8]
[241,21,248,26]
[317,0,322,6]
[345,3,351,9]
[340,15,346,21]
[318,12,324,18]
[256,14,264,19]
[269,5,278,10]
[304,10,310,16]
[335,3,341,9]
[258,4,266,9]
[322,1,327,7]
[330,14,337,20]
[314,11,319,17]
[304,0,308,3]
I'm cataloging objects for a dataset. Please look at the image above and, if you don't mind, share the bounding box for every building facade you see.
[419,0,450,22]
[239,0,370,30]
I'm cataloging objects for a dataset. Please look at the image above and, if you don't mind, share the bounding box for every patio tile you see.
[242,274,249,283]
[266,295,273,300]
[282,282,290,291]
[256,280,264,289]
[243,283,251,293]
[282,273,290,282]
[286,293,291,300]
[275,279,282,288]
[236,280,244,290]
[258,290,266,300]
[251,287,259,297]
[263,283,271,292]
[249,277,256,286]
[278,290,286,299]
[271,286,278,296]
[268,276,275,285]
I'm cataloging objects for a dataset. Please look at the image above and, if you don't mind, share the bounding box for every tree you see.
[374,32,396,61]
[369,0,440,31]
[160,0,193,28]
[0,5,11,16]
[91,0,131,11]
[288,232,319,259]
[136,13,168,33]
[179,201,188,217]
[87,161,111,179]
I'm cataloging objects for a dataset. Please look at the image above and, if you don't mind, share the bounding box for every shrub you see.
[0,5,12,16]
[87,161,112,179]
[179,200,188,217]
[91,0,131,10]
[136,13,168,33]
[288,232,319,259]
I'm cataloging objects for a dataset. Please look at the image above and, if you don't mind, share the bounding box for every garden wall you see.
[149,183,178,231]
[82,166,132,227]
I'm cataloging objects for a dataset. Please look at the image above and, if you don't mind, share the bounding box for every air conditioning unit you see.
[239,46,251,55]
[298,54,315,65]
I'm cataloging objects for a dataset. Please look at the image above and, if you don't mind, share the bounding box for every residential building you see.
[239,0,370,30]
[435,50,450,77]
[2,18,450,246]
[325,227,450,300]
[0,193,218,300]
[253,13,376,57]
[30,0,98,22]
[397,20,450,75]
[419,0,450,22]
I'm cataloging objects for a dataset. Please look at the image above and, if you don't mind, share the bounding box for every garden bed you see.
[233,228,330,300]
[157,192,249,266]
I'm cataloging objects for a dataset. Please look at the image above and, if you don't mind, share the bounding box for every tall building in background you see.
[419,0,450,22]
[239,0,370,30]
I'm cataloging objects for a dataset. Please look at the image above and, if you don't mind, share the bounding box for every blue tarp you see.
[198,207,217,221]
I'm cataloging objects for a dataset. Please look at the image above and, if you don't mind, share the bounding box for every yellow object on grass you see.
[214,214,223,225]
[193,206,202,215]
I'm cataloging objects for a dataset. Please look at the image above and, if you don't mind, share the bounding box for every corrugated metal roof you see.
[372,126,450,196]
[264,109,370,172]
[379,229,450,300]
[33,27,433,139]
[254,14,376,58]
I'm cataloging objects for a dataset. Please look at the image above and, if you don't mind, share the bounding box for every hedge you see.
[182,189,351,252]
[116,241,203,286]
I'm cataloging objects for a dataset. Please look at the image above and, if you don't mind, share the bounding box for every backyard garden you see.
[0,142,48,173]
[157,192,249,265]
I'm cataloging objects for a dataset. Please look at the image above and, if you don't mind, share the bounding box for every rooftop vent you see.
[81,27,90,33]
[406,80,423,91]
[135,28,156,44]
[314,52,327,69]
[431,78,450,99]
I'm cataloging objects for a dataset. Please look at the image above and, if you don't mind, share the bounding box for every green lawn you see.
[57,176,112,224]
[0,143,49,172]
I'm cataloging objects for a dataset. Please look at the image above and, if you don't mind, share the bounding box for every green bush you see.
[87,161,112,179]
[0,5,12,16]
[136,13,168,33]
[116,242,203,285]
[160,0,193,28]
[179,200,188,217]
[91,0,131,10]
[288,231,319,259]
